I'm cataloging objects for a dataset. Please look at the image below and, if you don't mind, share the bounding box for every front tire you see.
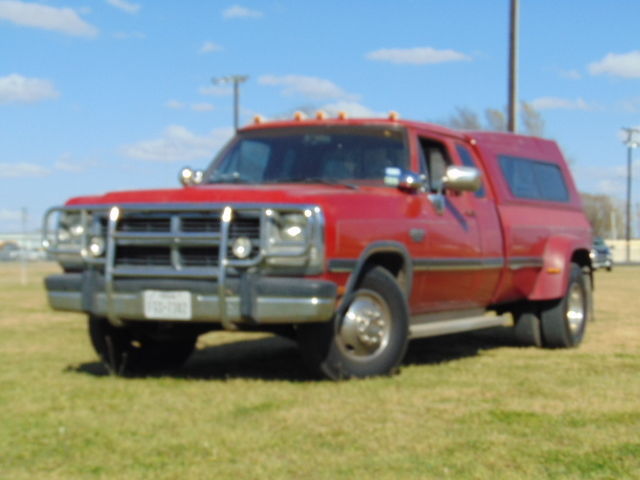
[297,267,409,380]
[88,316,197,376]
[540,263,590,348]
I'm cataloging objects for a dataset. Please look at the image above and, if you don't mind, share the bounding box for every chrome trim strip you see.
[330,257,505,273]
[105,206,121,326]
[508,256,544,270]
[410,314,511,339]
[330,256,544,274]
[413,257,505,272]
[218,206,233,330]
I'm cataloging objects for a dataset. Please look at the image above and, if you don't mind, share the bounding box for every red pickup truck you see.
[43,114,593,379]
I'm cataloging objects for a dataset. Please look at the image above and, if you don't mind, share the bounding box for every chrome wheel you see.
[566,283,585,335]
[338,289,392,360]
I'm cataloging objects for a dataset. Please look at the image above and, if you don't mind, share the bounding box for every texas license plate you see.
[143,290,192,320]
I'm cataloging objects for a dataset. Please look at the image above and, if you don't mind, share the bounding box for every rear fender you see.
[528,235,588,301]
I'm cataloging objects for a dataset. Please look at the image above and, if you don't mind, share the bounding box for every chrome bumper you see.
[45,273,336,326]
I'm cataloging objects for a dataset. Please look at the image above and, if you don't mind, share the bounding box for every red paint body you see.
[66,118,592,316]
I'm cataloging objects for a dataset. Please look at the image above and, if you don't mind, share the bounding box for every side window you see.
[418,138,450,192]
[455,144,486,198]
[499,155,569,202]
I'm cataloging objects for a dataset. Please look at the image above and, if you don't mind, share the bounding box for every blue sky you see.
[2,0,640,233]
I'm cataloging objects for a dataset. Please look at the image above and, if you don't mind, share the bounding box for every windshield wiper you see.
[267,177,358,189]
[208,173,255,184]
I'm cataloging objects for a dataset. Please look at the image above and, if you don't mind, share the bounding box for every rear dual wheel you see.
[513,263,591,349]
[539,263,590,348]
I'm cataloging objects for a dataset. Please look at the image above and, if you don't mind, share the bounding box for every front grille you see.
[181,247,219,267]
[116,246,171,266]
[119,216,171,232]
[113,209,261,269]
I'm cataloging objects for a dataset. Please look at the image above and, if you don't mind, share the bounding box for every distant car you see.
[590,238,613,271]
[0,242,19,261]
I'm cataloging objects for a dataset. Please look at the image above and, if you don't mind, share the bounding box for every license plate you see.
[143,290,192,320]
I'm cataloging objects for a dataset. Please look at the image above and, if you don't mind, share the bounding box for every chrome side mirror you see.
[442,166,482,192]
[179,167,204,187]
[384,167,424,192]
[429,166,482,215]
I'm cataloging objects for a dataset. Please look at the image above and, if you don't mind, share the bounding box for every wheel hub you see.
[338,289,391,358]
[566,283,585,334]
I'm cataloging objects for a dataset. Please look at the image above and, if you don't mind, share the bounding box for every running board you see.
[409,314,512,339]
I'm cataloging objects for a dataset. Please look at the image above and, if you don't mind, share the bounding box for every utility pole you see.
[622,127,639,262]
[507,0,519,133]
[20,207,28,285]
[212,75,248,132]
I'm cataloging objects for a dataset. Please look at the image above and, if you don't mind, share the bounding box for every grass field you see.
[1,263,639,479]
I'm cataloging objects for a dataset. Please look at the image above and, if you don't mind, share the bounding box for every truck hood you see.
[65,183,401,210]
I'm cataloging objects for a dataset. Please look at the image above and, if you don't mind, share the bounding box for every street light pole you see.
[212,75,248,132]
[507,0,519,133]
[622,127,639,262]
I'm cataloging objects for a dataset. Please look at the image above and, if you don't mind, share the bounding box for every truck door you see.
[453,142,504,305]
[408,135,484,313]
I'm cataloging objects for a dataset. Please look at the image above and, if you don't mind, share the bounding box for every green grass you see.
[1,263,639,479]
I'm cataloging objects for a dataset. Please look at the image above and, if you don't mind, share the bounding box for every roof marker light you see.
[294,111,305,121]
[315,110,327,120]
[388,111,400,121]
[337,111,348,120]
[253,115,263,124]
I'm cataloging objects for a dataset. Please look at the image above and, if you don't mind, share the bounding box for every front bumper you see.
[45,272,337,326]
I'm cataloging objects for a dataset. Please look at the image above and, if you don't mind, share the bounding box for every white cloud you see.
[121,125,233,162]
[259,74,360,101]
[0,0,98,37]
[200,41,222,53]
[106,0,140,14]
[165,100,215,112]
[529,96,593,111]
[199,85,233,96]
[0,162,50,178]
[191,103,215,112]
[222,5,263,19]
[0,208,21,221]
[0,74,59,103]
[366,47,471,65]
[589,51,640,78]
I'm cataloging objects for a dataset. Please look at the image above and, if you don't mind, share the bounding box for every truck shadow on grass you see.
[68,327,522,381]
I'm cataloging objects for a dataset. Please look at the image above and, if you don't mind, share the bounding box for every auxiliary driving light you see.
[88,237,106,257]
[232,237,252,259]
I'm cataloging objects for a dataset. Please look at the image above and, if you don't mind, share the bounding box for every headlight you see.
[263,207,323,274]
[57,212,84,244]
[266,211,309,248]
[278,214,307,243]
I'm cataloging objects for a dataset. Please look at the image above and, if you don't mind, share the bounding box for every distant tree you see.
[581,193,624,239]
[441,102,545,136]
[485,108,507,131]
[520,102,545,137]
[446,107,482,130]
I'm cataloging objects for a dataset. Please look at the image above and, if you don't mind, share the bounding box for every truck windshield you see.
[205,126,408,186]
